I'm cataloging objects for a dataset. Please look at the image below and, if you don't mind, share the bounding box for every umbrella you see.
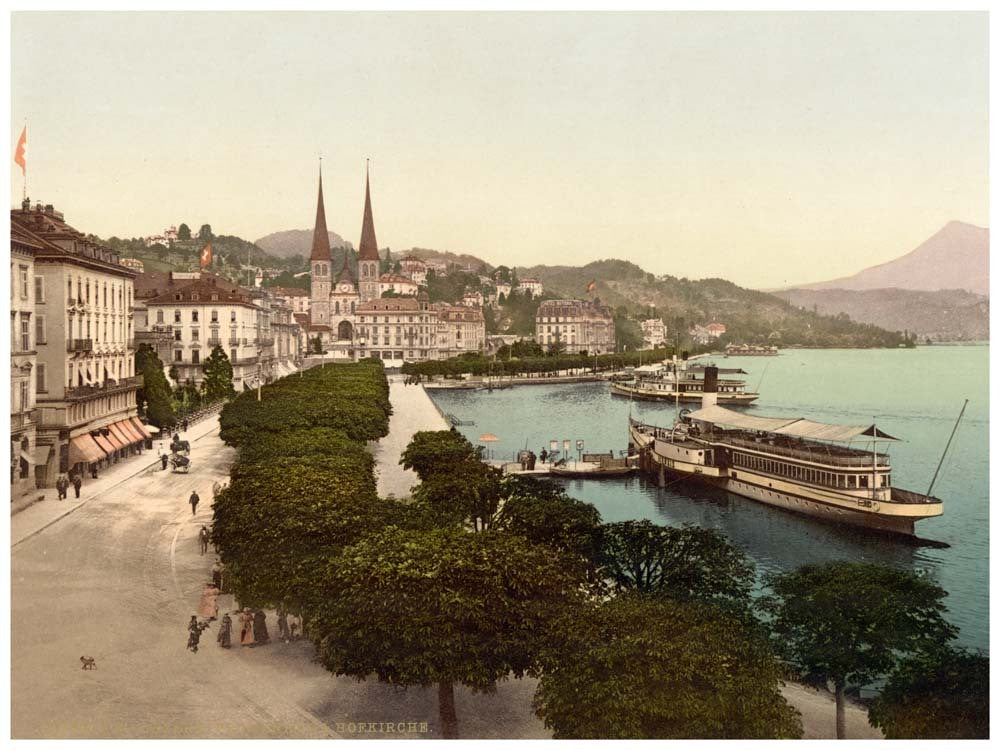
[478,433,499,460]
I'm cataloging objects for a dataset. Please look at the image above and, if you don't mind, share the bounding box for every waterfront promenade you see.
[370,375,450,498]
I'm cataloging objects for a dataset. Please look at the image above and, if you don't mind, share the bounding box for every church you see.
[305,167,486,363]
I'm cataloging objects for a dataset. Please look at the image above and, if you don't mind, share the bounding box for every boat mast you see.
[927,399,969,497]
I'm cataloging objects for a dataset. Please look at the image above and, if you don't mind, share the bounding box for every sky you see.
[9,11,989,289]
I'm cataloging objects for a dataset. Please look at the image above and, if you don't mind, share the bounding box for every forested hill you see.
[517,259,912,347]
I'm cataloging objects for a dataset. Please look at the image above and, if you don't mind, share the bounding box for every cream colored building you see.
[10,226,39,498]
[641,318,666,349]
[535,298,616,354]
[12,200,145,487]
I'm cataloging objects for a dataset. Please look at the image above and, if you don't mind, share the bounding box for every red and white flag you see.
[199,242,212,268]
[13,126,26,175]
[586,279,597,293]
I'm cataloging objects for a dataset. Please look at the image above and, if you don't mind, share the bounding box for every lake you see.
[428,345,989,652]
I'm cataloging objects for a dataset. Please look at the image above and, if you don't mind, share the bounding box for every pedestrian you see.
[161,454,169,471]
[252,609,270,645]
[55,474,67,501]
[277,609,290,642]
[189,490,200,515]
[239,609,255,647]
[91,464,98,480]
[217,612,232,648]
[182,418,189,432]
[187,615,209,653]
[198,526,210,555]
[211,560,223,590]
[72,473,82,499]
[197,582,220,621]
[540,448,548,464]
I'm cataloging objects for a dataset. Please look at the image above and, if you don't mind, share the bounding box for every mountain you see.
[517,259,910,348]
[396,247,491,272]
[774,288,989,342]
[793,221,989,295]
[254,229,353,259]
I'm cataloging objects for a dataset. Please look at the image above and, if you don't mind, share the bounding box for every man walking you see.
[161,453,169,471]
[198,526,210,555]
[72,473,83,499]
[189,489,201,516]
[56,474,68,501]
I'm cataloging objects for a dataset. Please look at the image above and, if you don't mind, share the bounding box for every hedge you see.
[400,347,676,379]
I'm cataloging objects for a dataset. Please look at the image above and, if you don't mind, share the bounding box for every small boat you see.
[549,460,637,478]
[725,343,779,356]
[611,358,759,405]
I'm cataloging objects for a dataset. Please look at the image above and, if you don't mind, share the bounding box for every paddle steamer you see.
[628,366,943,536]
[611,358,759,405]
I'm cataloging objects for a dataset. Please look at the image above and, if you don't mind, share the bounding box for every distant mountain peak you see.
[793,221,989,296]
[255,228,353,259]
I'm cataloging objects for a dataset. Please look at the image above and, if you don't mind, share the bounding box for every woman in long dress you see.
[239,609,255,647]
[217,613,232,648]
[252,609,270,645]
[197,583,220,621]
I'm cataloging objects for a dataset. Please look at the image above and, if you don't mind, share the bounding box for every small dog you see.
[80,656,96,670]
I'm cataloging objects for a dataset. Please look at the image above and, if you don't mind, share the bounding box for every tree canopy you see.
[533,594,802,739]
[201,345,236,402]
[867,646,988,739]
[177,223,191,240]
[134,343,176,428]
[761,561,959,739]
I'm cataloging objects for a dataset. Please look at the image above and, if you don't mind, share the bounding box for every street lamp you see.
[257,346,262,402]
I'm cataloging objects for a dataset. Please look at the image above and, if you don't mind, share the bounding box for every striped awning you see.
[117,420,143,444]
[92,432,115,455]
[688,404,899,443]
[101,427,124,451]
[69,434,104,464]
[108,422,134,447]
[130,418,153,440]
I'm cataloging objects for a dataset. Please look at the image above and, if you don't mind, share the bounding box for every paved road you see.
[10,419,545,740]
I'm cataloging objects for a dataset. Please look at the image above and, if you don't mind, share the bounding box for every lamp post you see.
[256,346,262,402]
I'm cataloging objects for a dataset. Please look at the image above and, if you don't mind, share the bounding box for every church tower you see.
[309,165,332,328]
[357,163,381,303]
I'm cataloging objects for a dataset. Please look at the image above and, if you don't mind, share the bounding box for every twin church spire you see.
[309,160,380,268]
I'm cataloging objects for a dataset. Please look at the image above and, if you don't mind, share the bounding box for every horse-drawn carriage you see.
[170,453,191,473]
[170,435,191,455]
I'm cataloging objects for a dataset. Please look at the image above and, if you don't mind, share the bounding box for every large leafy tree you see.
[411,462,502,530]
[599,519,755,611]
[201,345,236,402]
[760,561,958,739]
[868,646,988,739]
[533,594,802,739]
[400,430,479,480]
[134,343,176,428]
[302,526,585,738]
[177,222,191,240]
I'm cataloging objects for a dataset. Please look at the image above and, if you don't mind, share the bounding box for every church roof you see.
[310,169,332,262]
[358,166,380,261]
[337,249,355,284]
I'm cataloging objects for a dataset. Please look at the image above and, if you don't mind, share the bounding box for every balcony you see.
[11,409,36,431]
[207,338,223,348]
[67,338,93,352]
[258,337,275,347]
[64,375,144,401]
[228,338,241,346]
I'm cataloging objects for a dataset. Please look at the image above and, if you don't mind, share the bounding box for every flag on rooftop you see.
[586,280,596,293]
[13,125,26,175]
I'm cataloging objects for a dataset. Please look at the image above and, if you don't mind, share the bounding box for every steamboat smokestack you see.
[702,365,719,409]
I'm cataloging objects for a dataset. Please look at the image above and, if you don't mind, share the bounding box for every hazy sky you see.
[10,12,988,289]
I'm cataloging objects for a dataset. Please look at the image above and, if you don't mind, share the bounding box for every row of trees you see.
[210,372,985,739]
[135,344,236,428]
[401,347,676,380]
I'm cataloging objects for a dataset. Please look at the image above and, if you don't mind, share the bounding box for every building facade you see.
[378,273,419,297]
[641,318,666,349]
[535,298,616,354]
[12,200,145,487]
[517,278,543,298]
[10,227,40,497]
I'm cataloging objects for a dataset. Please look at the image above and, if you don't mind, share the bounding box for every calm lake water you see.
[429,345,989,652]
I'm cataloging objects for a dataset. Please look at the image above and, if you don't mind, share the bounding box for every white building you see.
[494,282,512,301]
[535,298,615,354]
[399,256,428,286]
[10,225,39,498]
[517,278,543,298]
[270,286,310,314]
[12,200,145,487]
[641,318,666,349]
[461,290,484,308]
[378,273,419,297]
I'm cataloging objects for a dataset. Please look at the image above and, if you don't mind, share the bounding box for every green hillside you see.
[518,259,912,348]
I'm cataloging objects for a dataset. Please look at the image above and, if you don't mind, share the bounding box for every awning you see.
[687,404,899,443]
[19,449,32,464]
[108,422,134,447]
[130,418,153,440]
[101,428,124,451]
[119,419,144,444]
[34,444,51,466]
[92,433,115,455]
[69,434,104,465]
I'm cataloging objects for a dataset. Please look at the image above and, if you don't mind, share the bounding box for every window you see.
[103,284,107,307]
[192,329,200,341]
[85,280,90,304]
[191,310,199,323]
[19,382,29,414]
[35,315,45,344]
[103,321,108,342]
[174,310,182,323]
[156,310,164,324]
[231,349,237,362]
[68,280,73,299]
[34,276,44,303]
[36,363,46,392]
[191,350,200,364]
[211,310,218,323]
[19,266,29,299]
[231,311,237,322]
[174,350,183,362]
[174,330,182,341]
[848,475,857,489]
[21,317,29,351]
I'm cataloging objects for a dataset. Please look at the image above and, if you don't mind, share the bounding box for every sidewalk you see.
[370,376,450,499]
[11,415,223,548]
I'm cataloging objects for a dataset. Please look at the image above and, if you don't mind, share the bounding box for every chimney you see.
[702,365,719,409]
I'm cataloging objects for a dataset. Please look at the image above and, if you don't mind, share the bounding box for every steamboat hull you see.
[629,422,940,537]
[611,383,759,405]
